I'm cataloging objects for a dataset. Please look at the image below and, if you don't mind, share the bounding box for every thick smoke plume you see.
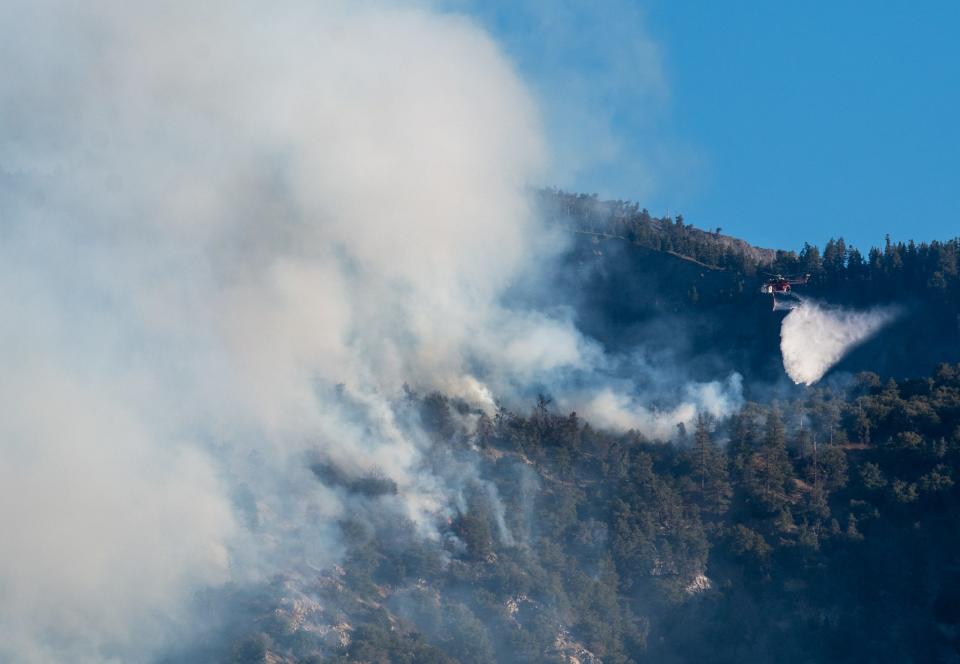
[780,299,900,385]
[0,2,741,661]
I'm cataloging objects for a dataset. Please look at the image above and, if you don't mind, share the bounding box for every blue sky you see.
[460,1,960,252]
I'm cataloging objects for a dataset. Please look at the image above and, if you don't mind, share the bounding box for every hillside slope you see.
[163,193,960,663]
[175,367,960,663]
[536,191,960,387]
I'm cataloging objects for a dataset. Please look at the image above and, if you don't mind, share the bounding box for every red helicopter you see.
[760,273,810,309]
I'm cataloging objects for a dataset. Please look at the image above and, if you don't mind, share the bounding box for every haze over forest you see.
[2,3,960,663]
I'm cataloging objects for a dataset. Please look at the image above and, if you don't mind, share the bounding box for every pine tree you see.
[691,415,732,517]
[744,407,793,512]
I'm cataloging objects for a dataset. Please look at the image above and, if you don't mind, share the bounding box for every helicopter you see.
[760,273,810,309]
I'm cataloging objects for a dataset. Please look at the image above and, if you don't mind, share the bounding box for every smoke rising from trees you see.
[0,2,743,661]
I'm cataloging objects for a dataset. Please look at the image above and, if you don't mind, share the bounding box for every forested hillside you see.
[194,365,960,663]
[164,195,960,663]
[542,189,960,307]
[540,190,960,385]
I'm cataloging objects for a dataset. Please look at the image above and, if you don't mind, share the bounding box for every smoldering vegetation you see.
[310,463,400,499]
[161,391,667,663]
[165,366,960,663]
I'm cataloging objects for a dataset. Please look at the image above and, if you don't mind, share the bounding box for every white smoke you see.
[0,1,549,660]
[780,299,900,385]
[562,373,743,440]
[0,2,741,661]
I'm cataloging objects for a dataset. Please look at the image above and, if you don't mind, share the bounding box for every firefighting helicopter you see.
[760,272,810,309]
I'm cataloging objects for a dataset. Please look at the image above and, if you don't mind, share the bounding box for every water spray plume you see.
[780,299,900,385]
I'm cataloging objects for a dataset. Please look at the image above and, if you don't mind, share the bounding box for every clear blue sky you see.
[459,1,960,253]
